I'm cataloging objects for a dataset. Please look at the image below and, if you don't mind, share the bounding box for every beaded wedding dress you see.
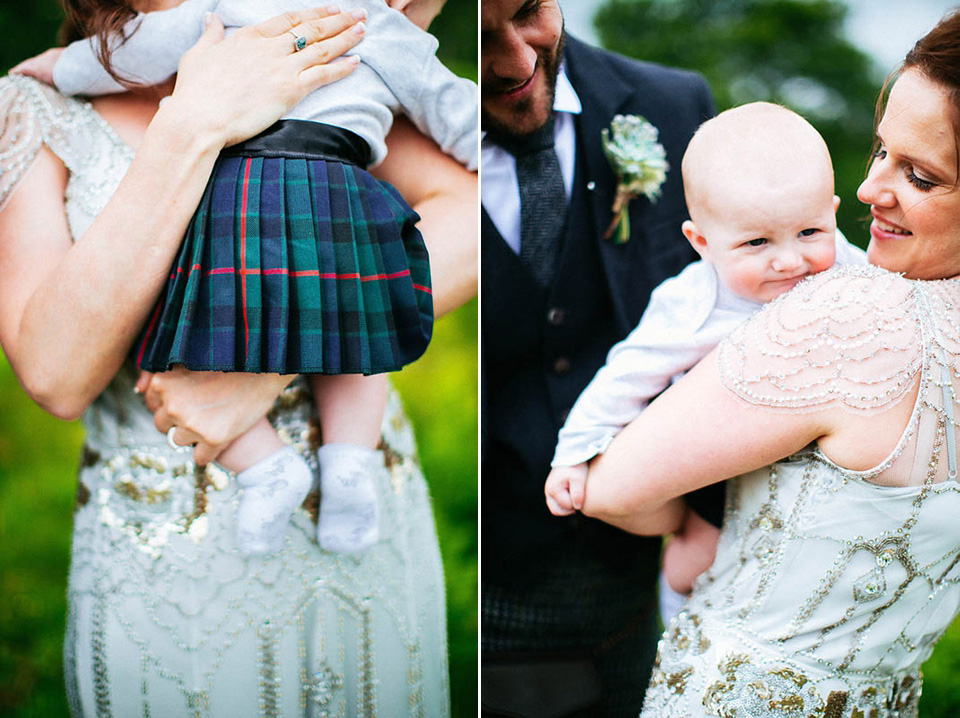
[0,75,449,717]
[641,265,960,717]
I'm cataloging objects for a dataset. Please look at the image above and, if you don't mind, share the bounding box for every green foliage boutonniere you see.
[601,114,669,243]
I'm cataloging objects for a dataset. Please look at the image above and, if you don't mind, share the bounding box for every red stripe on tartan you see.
[136,299,164,368]
[240,158,252,361]
[172,266,417,282]
[413,284,432,294]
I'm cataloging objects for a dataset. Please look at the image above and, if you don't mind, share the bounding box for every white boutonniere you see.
[601,114,669,243]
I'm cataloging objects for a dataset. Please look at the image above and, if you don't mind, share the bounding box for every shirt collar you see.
[554,63,582,115]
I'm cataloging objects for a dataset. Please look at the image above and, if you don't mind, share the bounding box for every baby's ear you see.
[833,195,841,213]
[681,220,709,260]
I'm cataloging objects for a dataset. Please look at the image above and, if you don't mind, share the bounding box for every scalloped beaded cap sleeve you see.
[0,76,45,211]
[717,264,922,414]
[0,75,133,237]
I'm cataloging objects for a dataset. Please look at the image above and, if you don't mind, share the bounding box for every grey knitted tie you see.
[501,119,567,287]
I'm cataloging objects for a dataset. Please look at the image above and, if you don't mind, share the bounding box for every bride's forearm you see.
[14,108,221,417]
[584,495,687,536]
[580,451,687,535]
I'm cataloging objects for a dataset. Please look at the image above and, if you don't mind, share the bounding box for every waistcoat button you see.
[547,307,565,326]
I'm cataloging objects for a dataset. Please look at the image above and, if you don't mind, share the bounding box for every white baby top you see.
[53,0,478,169]
[552,232,867,467]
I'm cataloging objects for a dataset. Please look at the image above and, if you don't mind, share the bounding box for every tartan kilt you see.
[134,122,433,375]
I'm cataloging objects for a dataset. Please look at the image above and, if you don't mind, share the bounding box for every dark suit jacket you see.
[482,35,717,584]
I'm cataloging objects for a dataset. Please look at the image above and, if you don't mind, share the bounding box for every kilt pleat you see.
[135,152,433,375]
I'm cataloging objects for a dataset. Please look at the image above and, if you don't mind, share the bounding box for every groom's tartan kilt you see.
[482,541,660,716]
[135,122,433,376]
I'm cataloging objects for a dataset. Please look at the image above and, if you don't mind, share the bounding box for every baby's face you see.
[694,174,839,303]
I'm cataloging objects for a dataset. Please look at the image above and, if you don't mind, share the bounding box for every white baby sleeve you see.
[359,6,478,170]
[53,0,216,95]
[552,262,729,468]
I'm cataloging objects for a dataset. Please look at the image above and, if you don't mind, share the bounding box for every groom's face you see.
[481,0,564,138]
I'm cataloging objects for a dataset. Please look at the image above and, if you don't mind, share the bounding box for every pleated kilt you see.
[135,120,433,375]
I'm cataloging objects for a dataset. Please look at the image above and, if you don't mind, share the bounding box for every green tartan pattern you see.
[136,154,433,374]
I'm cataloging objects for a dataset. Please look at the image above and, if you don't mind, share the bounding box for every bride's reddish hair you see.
[872,10,960,186]
[57,0,140,85]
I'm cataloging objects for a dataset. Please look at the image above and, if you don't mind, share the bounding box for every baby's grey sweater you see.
[53,0,478,169]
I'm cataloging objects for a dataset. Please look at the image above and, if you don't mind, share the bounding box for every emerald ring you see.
[287,29,308,52]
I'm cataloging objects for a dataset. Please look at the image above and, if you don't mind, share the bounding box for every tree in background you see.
[0,2,477,716]
[593,0,880,245]
[589,1,960,713]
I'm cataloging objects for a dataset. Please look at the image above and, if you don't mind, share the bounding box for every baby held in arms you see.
[545,102,866,619]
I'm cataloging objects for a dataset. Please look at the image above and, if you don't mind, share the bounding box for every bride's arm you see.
[0,9,363,419]
[581,350,833,532]
[582,268,927,534]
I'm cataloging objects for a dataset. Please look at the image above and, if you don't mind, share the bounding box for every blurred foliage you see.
[0,1,478,716]
[590,0,960,714]
[593,0,881,247]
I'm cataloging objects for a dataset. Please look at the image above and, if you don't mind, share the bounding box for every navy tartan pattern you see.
[136,154,433,374]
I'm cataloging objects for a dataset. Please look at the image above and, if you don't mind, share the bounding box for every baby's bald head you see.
[682,103,834,223]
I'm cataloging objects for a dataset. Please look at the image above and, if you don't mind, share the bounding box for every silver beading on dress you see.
[642,265,960,717]
[0,74,449,716]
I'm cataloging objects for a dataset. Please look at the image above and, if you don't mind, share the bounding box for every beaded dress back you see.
[0,75,449,716]
[642,265,960,717]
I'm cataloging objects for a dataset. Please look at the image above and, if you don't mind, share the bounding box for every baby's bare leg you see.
[309,374,388,553]
[219,417,313,556]
[217,417,284,472]
[312,373,388,448]
[662,510,721,594]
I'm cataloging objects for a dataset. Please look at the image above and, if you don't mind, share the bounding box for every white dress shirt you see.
[481,67,582,253]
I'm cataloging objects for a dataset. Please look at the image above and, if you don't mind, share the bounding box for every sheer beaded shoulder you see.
[642,265,960,717]
[0,75,450,715]
[0,76,45,211]
[718,264,923,415]
[0,74,132,230]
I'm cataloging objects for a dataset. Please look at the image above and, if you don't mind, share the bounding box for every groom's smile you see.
[481,0,564,138]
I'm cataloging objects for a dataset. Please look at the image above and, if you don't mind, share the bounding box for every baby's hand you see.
[10,48,63,87]
[545,463,588,516]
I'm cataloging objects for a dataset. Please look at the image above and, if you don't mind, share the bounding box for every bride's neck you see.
[89,78,177,150]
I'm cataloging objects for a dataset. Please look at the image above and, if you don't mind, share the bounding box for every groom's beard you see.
[481,32,565,141]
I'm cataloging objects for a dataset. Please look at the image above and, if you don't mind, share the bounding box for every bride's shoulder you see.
[717,264,922,413]
[0,75,92,211]
[783,263,913,309]
[0,73,75,112]
[0,74,86,145]
[755,264,917,338]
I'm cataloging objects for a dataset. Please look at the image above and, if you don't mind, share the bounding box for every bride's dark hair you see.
[872,9,960,186]
[904,9,960,132]
[57,0,140,85]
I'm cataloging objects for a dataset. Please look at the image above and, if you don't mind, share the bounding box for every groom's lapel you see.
[564,36,647,334]
[564,36,636,253]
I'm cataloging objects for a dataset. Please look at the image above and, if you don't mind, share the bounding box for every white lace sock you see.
[316,443,382,553]
[235,446,313,556]
[658,570,689,626]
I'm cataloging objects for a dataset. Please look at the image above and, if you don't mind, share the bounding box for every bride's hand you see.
[162,6,366,149]
[138,368,296,465]
[10,47,63,86]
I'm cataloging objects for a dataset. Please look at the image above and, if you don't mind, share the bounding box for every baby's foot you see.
[235,446,313,555]
[316,443,382,553]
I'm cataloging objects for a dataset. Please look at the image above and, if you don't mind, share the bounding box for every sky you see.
[558,0,958,79]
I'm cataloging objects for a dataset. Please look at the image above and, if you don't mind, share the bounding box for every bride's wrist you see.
[148,95,227,158]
